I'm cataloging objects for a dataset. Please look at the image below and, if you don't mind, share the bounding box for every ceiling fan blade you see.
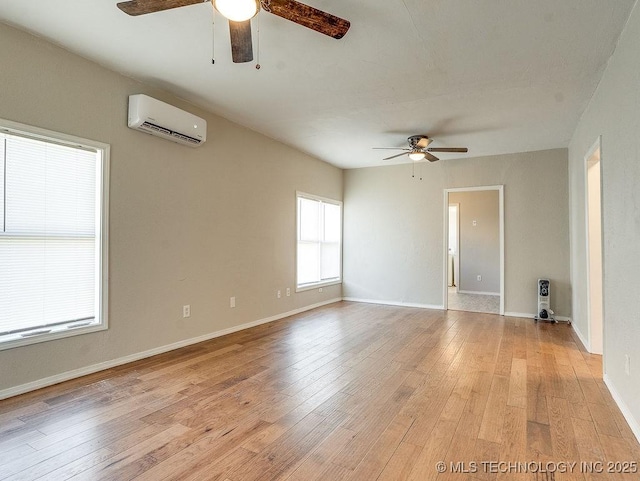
[265,0,350,39]
[416,137,432,149]
[116,0,204,16]
[373,148,410,151]
[383,152,408,161]
[229,20,253,63]
[425,152,440,162]
[427,147,468,153]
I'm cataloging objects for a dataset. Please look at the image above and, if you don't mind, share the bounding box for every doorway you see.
[444,186,504,315]
[585,138,603,354]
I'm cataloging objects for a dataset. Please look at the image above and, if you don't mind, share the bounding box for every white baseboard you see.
[457,290,500,296]
[0,298,342,400]
[504,311,536,319]
[603,374,640,444]
[503,311,571,322]
[571,322,590,352]
[342,297,444,310]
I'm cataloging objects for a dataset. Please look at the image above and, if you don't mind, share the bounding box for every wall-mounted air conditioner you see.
[127,94,207,147]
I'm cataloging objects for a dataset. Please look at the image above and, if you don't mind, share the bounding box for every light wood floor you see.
[1,302,639,480]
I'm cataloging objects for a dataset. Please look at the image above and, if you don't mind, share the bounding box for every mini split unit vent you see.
[127,94,207,147]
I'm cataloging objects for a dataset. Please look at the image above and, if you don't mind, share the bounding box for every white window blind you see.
[0,128,106,346]
[297,194,342,289]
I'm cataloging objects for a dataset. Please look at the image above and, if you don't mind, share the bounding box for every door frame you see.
[443,185,505,315]
[584,136,604,355]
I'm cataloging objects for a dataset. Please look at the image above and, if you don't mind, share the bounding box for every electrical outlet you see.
[625,354,630,376]
[277,290,281,299]
[183,305,191,318]
[286,288,291,297]
[319,287,323,293]
[477,275,482,281]
[230,296,236,308]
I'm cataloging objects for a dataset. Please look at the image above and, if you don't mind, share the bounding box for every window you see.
[296,192,342,290]
[0,120,109,350]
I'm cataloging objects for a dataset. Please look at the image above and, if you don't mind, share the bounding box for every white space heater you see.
[534,279,557,323]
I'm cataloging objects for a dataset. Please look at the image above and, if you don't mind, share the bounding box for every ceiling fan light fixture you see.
[213,0,259,22]
[408,151,426,161]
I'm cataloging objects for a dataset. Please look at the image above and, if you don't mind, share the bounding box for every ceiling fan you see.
[116,0,350,64]
[374,135,468,162]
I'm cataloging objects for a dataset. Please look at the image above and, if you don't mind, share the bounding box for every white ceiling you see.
[0,1,635,168]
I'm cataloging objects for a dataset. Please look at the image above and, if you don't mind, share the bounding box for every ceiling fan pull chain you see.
[211,6,216,64]
[256,11,261,69]
[412,162,415,178]
[420,162,423,181]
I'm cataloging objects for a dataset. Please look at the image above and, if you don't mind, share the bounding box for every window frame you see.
[295,191,342,292]
[0,118,110,350]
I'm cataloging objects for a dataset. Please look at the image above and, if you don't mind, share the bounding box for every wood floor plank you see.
[508,358,528,409]
[283,426,356,481]
[579,379,607,406]
[377,441,423,481]
[67,424,191,481]
[0,303,636,481]
[541,352,565,399]
[0,444,37,469]
[178,447,258,481]
[496,406,527,481]
[235,411,347,481]
[0,416,161,479]
[405,420,459,480]
[0,429,46,455]
[527,420,554,459]
[598,434,640,481]
[29,448,113,481]
[331,386,414,470]
[568,401,594,422]
[571,417,609,481]
[547,396,580,460]
[344,414,414,480]
[439,372,493,480]
[478,375,510,444]
[473,438,501,481]
[134,418,272,481]
[587,402,622,438]
[241,422,292,454]
[3,423,176,481]
[527,367,550,425]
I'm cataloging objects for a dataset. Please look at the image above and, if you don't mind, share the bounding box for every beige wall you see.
[449,190,500,294]
[0,23,342,394]
[568,2,640,434]
[343,149,570,317]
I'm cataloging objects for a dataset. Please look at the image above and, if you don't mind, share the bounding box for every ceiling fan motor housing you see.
[407,135,427,149]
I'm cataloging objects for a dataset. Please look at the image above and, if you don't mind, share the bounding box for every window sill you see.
[296,279,342,293]
[0,322,107,351]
